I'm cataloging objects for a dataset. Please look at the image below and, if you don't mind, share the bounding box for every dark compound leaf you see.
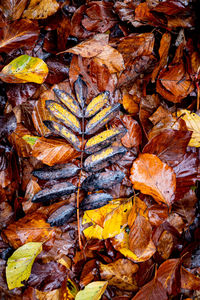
[85,91,110,118]
[32,182,77,203]
[74,76,88,109]
[84,146,127,172]
[43,120,82,151]
[85,127,127,154]
[81,171,125,191]
[85,103,121,135]
[80,193,113,211]
[47,204,76,226]
[45,100,82,134]
[53,88,83,118]
[32,163,80,181]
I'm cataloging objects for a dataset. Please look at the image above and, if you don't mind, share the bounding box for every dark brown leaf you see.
[0,0,28,20]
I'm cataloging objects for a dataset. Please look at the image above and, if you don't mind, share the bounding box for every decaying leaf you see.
[22,0,59,19]
[6,242,42,289]
[99,259,138,291]
[75,281,108,300]
[0,55,48,84]
[130,153,176,206]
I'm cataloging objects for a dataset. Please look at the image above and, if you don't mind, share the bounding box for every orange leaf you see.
[181,266,200,291]
[22,0,59,19]
[128,197,148,228]
[31,137,79,166]
[121,116,142,148]
[130,153,176,206]
[2,212,55,249]
[157,258,181,296]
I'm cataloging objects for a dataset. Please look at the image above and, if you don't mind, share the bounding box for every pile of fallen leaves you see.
[0,0,200,299]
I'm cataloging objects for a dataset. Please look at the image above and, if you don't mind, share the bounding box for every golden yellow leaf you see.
[23,0,59,19]
[176,109,200,147]
[0,55,48,84]
[6,242,42,289]
[83,199,132,240]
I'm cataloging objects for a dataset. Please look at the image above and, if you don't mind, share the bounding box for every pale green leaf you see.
[6,242,42,290]
[75,281,108,300]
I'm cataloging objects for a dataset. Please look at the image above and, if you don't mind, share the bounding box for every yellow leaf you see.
[176,109,200,147]
[83,199,133,240]
[6,242,42,290]
[112,230,156,263]
[23,0,59,19]
[0,55,48,84]
[75,281,108,300]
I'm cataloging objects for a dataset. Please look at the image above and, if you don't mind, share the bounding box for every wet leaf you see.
[85,127,127,154]
[75,281,108,300]
[6,242,42,289]
[22,0,59,19]
[85,91,110,118]
[0,112,17,141]
[2,212,55,248]
[130,153,176,206]
[129,216,156,258]
[31,137,79,166]
[0,55,48,84]
[99,258,138,291]
[121,116,142,148]
[132,275,168,300]
[80,193,113,211]
[32,182,77,204]
[0,19,39,53]
[47,204,76,227]
[176,109,200,147]
[85,104,121,135]
[84,146,127,172]
[157,259,181,296]
[46,100,81,134]
[181,266,200,291]
[0,0,28,20]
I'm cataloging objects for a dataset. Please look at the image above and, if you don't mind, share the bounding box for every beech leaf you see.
[0,55,48,84]
[6,242,42,290]
[130,153,176,206]
[176,109,200,147]
[75,281,108,300]
[22,0,59,19]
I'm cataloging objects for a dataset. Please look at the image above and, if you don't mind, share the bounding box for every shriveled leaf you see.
[75,281,108,300]
[99,259,138,291]
[84,146,127,172]
[22,0,59,19]
[130,153,176,206]
[157,259,181,296]
[85,127,127,154]
[32,182,77,203]
[46,101,81,134]
[132,276,168,300]
[31,137,79,166]
[2,212,55,248]
[0,55,48,84]
[176,109,200,147]
[6,242,42,289]
[85,92,109,118]
[53,88,82,118]
[0,19,39,53]
[181,266,200,291]
[85,104,121,135]
[81,171,125,192]
[43,120,82,151]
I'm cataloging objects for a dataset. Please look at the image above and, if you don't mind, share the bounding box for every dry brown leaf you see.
[130,153,176,206]
[22,0,59,19]
[99,259,138,291]
[31,137,79,166]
